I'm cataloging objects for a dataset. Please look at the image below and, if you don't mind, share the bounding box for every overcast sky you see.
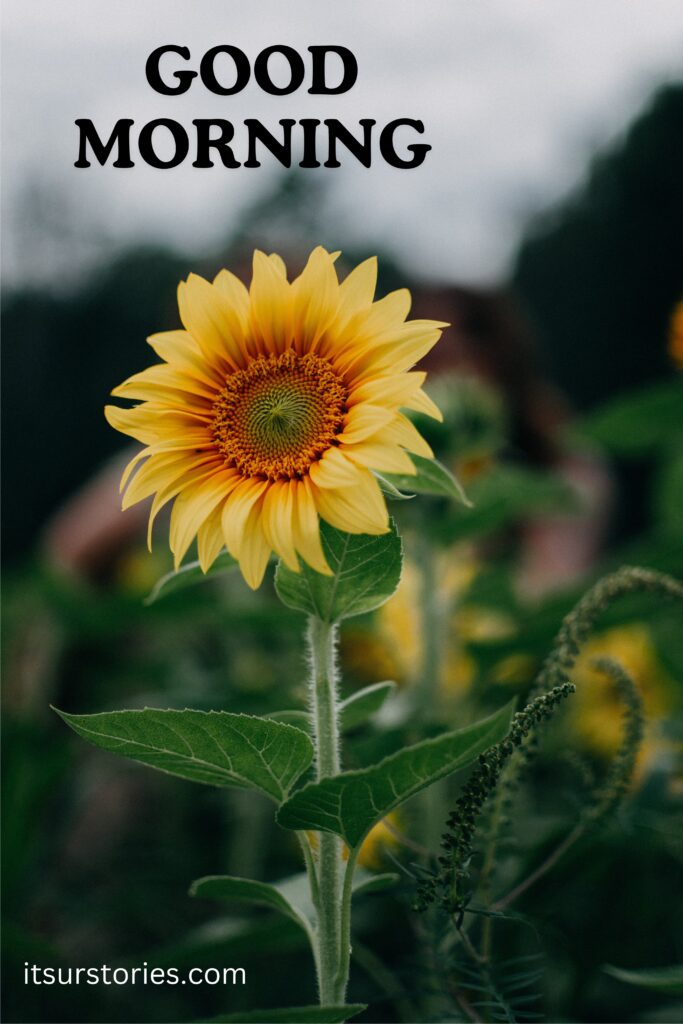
[2,0,682,288]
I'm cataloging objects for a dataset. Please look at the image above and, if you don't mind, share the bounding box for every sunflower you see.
[105,247,446,588]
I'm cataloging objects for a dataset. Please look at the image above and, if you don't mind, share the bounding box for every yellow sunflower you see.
[105,247,446,588]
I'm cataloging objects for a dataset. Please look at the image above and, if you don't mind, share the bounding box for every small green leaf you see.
[54,708,313,802]
[209,1005,366,1023]
[375,474,416,500]
[189,875,313,935]
[144,551,238,605]
[190,868,397,943]
[275,518,402,622]
[353,871,400,896]
[604,964,683,995]
[277,701,515,848]
[267,683,397,736]
[340,681,397,731]
[385,454,471,505]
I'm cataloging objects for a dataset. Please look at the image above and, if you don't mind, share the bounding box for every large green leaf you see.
[210,1006,366,1023]
[190,870,397,933]
[385,453,471,505]
[275,519,402,622]
[54,708,313,802]
[604,964,683,995]
[144,551,238,605]
[277,701,515,847]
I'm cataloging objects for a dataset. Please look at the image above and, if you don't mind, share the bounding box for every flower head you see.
[106,247,446,588]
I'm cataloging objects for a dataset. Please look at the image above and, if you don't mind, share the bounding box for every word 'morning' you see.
[75,118,431,170]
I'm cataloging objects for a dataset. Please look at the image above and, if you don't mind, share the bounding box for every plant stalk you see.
[307,616,348,1004]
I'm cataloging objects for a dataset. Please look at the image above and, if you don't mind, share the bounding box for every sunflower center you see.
[213,350,347,480]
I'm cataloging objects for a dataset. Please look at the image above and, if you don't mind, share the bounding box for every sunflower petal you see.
[170,471,239,568]
[337,404,396,444]
[343,440,417,475]
[221,478,269,557]
[308,447,364,490]
[197,504,226,572]
[249,251,293,354]
[146,330,223,388]
[292,479,332,576]
[291,246,339,351]
[404,386,444,421]
[236,504,272,590]
[261,480,299,572]
[311,470,389,535]
[178,274,246,370]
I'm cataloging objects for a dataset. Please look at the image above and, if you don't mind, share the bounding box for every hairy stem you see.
[307,616,347,1004]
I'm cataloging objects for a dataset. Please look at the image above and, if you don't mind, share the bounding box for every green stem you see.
[336,846,359,997]
[307,616,348,1005]
[414,538,443,717]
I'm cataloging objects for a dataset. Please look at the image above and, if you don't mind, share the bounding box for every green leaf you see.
[267,682,397,736]
[340,681,397,731]
[209,1005,366,1023]
[277,701,515,848]
[266,710,312,731]
[655,448,683,539]
[604,964,683,995]
[189,875,313,935]
[54,708,313,802]
[190,870,398,933]
[385,453,471,505]
[275,518,402,622]
[439,465,575,544]
[375,474,416,500]
[144,551,238,605]
[580,378,683,456]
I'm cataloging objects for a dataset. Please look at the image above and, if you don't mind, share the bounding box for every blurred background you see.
[2,3,683,1022]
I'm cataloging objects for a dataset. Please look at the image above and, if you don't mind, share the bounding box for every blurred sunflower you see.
[669,299,683,368]
[567,624,677,774]
[106,248,446,588]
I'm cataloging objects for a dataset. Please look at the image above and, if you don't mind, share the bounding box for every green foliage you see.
[580,378,683,456]
[604,964,683,995]
[144,552,239,605]
[277,702,515,848]
[275,519,402,622]
[384,453,472,505]
[451,952,546,1024]
[339,681,397,731]
[210,1005,366,1023]
[375,474,415,501]
[531,567,683,701]
[267,682,397,735]
[190,870,398,933]
[54,708,313,802]
[655,446,683,539]
[190,875,314,937]
[416,682,576,915]
[438,465,575,544]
